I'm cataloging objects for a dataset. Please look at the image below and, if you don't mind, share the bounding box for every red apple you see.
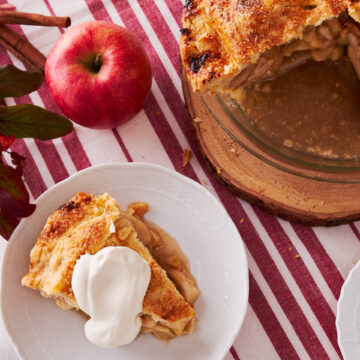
[45,21,152,129]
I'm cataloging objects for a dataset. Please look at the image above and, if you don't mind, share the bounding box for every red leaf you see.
[10,151,26,174]
[0,163,35,220]
[0,210,19,240]
[0,188,35,218]
[0,163,30,202]
[0,134,15,151]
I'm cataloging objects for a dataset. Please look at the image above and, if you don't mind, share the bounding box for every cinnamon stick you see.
[0,11,70,28]
[0,37,37,70]
[0,25,45,71]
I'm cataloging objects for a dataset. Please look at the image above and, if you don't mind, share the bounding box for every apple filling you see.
[228,12,360,89]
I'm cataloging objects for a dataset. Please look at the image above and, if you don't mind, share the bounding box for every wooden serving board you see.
[182,69,360,226]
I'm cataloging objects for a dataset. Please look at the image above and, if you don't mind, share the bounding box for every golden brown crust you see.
[21,193,119,305]
[180,0,360,91]
[114,217,195,328]
[21,192,196,339]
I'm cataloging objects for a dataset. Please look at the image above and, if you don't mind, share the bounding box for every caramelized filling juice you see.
[237,57,360,160]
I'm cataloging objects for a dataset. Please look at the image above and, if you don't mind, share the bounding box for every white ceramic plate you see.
[337,260,360,360]
[1,163,248,360]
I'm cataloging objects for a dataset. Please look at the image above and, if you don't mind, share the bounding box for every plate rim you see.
[1,162,249,360]
[336,259,360,360]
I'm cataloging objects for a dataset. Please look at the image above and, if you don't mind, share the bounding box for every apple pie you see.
[180,0,360,92]
[22,192,199,340]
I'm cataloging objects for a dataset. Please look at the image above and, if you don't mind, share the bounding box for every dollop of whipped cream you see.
[72,246,151,348]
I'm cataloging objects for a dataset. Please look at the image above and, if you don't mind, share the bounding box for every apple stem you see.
[94,54,102,73]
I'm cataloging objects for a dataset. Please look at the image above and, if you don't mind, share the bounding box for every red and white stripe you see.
[3,0,358,358]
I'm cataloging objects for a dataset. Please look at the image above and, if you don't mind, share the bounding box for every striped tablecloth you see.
[0,1,359,359]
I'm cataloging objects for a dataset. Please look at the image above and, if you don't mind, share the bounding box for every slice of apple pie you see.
[22,192,199,340]
[180,0,360,92]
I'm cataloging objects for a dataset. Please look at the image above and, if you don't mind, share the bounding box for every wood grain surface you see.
[182,68,360,226]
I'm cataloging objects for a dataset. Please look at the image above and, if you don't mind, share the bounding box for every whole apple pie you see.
[180,0,360,93]
[22,192,200,341]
